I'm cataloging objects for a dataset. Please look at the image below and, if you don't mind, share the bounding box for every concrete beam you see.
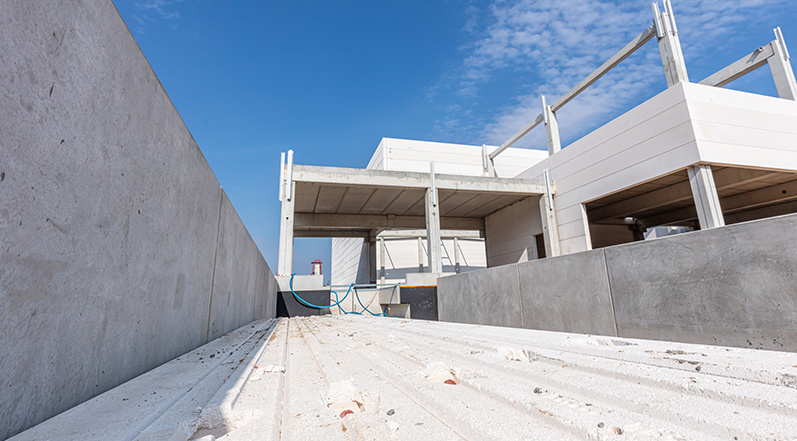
[294,230,371,238]
[292,165,545,195]
[294,213,485,231]
[720,178,797,213]
[640,178,797,232]
[378,229,483,239]
[688,164,725,229]
[490,25,656,159]
[588,168,782,223]
[699,43,774,88]
[551,25,656,112]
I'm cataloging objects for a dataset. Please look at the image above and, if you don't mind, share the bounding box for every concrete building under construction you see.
[2,1,797,440]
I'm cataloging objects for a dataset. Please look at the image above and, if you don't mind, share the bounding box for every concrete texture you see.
[437,271,477,325]
[517,249,617,336]
[606,212,797,351]
[0,2,277,438]
[439,212,797,353]
[206,193,262,341]
[438,264,523,328]
[13,316,797,440]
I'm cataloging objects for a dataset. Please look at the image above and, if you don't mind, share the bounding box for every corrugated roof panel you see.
[12,316,797,440]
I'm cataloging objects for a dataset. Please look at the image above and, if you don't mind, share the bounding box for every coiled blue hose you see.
[353,286,388,317]
[290,273,387,317]
[290,273,350,309]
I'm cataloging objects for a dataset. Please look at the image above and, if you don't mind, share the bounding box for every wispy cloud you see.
[433,0,791,149]
[131,0,185,33]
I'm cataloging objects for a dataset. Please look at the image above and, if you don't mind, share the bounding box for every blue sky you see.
[113,0,796,278]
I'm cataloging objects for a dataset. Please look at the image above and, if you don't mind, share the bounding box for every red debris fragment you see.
[444,379,457,385]
[339,409,354,418]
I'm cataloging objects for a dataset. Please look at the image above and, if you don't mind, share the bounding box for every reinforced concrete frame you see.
[281,3,797,274]
[277,154,544,277]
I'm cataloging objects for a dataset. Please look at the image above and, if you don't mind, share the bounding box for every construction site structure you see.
[3,1,797,439]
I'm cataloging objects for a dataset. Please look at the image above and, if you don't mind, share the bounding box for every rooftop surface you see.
[13,316,797,440]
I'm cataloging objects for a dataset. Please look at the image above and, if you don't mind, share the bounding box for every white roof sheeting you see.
[12,316,797,440]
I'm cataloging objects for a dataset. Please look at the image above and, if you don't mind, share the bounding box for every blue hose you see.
[290,273,387,317]
[353,286,388,317]
[290,273,350,309]
[333,284,359,315]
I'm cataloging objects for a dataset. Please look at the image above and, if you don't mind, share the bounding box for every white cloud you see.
[132,0,184,33]
[435,0,792,149]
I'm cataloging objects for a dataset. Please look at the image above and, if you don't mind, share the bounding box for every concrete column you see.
[688,164,725,229]
[417,236,425,273]
[379,236,386,284]
[653,1,689,87]
[425,187,443,274]
[542,95,561,156]
[277,181,295,276]
[768,27,797,100]
[453,237,461,274]
[481,144,497,177]
[367,234,377,284]
[539,170,561,257]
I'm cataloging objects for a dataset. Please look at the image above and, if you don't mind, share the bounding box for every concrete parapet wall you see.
[0,1,276,438]
[438,212,797,353]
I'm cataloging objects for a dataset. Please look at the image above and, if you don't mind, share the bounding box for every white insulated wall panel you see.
[685,83,797,170]
[485,197,542,267]
[378,236,487,284]
[331,237,369,286]
[514,83,701,255]
[379,138,546,177]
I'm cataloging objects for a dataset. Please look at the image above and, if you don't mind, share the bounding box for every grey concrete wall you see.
[439,213,797,353]
[517,250,617,336]
[0,1,277,438]
[438,265,523,327]
[605,213,797,351]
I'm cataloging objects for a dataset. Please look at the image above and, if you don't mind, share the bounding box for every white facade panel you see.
[513,83,702,256]
[686,84,797,170]
[485,197,542,267]
[331,237,369,286]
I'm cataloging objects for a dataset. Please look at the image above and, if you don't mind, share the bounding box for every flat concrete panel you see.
[254,256,278,319]
[437,272,476,324]
[438,265,523,328]
[0,2,276,438]
[206,192,260,341]
[606,213,797,351]
[517,250,617,336]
